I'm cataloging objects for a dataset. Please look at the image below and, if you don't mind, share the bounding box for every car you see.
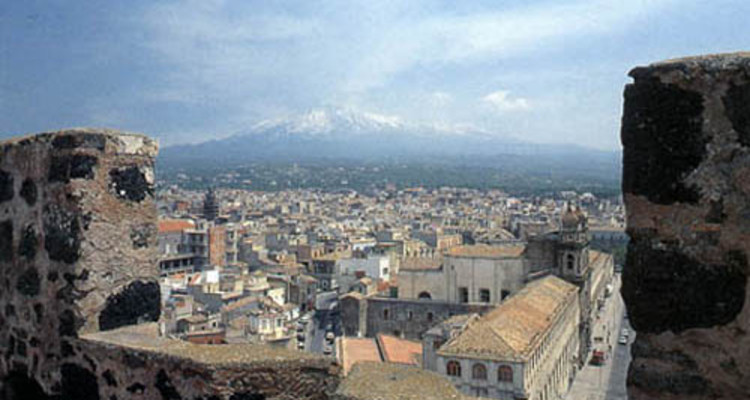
[325,332,335,342]
[323,345,333,355]
[325,322,333,331]
[297,333,305,341]
[618,335,628,345]
[621,328,629,337]
[296,325,305,332]
[297,341,305,349]
[590,350,606,366]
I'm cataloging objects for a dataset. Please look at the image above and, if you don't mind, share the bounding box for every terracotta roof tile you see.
[158,219,195,233]
[438,275,577,361]
[377,334,422,366]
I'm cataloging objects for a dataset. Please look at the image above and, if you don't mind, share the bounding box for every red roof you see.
[159,219,195,233]
[376,334,422,366]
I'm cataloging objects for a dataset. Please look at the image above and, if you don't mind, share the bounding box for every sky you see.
[1,0,749,150]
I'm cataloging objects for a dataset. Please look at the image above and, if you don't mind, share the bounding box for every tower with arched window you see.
[557,203,590,282]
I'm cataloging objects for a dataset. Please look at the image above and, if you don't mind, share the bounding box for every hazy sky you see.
[2,0,749,149]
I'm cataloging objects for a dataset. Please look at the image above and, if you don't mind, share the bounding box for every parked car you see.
[323,345,333,355]
[297,341,305,349]
[325,332,335,342]
[590,350,606,366]
[621,328,629,338]
[618,335,628,345]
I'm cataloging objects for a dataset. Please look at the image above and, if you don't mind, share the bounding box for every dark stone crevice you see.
[723,81,750,147]
[109,166,153,202]
[0,220,12,262]
[0,369,50,400]
[60,363,100,400]
[155,369,182,400]
[19,224,38,260]
[621,77,706,204]
[0,170,14,203]
[20,178,37,206]
[48,155,98,183]
[16,267,41,297]
[98,280,160,331]
[43,205,81,264]
[623,238,747,333]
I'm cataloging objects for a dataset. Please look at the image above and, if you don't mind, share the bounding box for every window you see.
[383,309,389,320]
[459,287,469,303]
[498,365,513,382]
[446,361,462,377]
[501,290,511,300]
[408,311,413,320]
[418,291,432,300]
[472,363,487,380]
[567,254,575,271]
[427,312,434,322]
[479,289,490,303]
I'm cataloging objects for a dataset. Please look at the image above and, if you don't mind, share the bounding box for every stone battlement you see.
[0,128,468,400]
[622,52,750,399]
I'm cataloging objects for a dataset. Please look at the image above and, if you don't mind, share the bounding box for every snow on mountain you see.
[238,107,489,139]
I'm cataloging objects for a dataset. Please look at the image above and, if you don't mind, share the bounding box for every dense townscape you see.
[155,185,628,399]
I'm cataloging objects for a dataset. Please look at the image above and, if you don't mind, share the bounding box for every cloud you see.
[482,90,530,112]
[429,91,453,107]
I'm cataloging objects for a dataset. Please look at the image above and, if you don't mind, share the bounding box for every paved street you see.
[305,291,341,356]
[566,273,632,400]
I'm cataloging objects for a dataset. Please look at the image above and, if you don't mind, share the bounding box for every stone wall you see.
[0,129,343,400]
[621,53,750,399]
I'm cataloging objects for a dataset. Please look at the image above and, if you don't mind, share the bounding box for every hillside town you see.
[155,185,627,399]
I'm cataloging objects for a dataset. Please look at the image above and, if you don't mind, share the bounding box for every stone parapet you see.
[621,53,750,399]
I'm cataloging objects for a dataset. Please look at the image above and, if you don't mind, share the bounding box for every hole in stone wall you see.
[0,369,50,400]
[99,280,161,331]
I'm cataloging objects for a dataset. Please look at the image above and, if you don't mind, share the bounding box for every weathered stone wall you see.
[0,129,344,400]
[621,53,750,399]
[0,129,162,398]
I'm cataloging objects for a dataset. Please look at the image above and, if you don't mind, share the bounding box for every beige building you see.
[397,245,527,304]
[435,276,580,400]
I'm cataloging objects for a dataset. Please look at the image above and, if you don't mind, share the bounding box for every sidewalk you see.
[565,273,629,400]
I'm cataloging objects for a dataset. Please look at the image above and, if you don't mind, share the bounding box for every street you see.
[566,273,632,400]
[303,291,341,356]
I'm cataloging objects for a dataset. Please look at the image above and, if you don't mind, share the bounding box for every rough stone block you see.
[622,52,750,399]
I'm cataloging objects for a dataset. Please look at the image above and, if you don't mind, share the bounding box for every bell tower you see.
[558,203,589,282]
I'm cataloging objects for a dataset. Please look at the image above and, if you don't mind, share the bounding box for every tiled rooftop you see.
[335,362,472,400]
[158,219,195,233]
[444,244,526,259]
[438,275,577,361]
[377,334,422,366]
[340,337,383,375]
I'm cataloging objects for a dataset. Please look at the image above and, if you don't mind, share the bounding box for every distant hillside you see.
[157,108,621,195]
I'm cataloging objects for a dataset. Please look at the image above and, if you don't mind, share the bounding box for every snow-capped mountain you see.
[159,107,616,166]
[248,108,407,137]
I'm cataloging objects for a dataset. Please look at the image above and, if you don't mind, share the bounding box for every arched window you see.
[472,363,487,380]
[498,365,513,382]
[566,254,575,270]
[418,291,432,300]
[446,361,462,377]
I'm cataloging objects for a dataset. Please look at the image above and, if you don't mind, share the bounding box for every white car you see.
[621,328,629,338]
[618,335,628,345]
[323,345,333,355]
[325,332,335,342]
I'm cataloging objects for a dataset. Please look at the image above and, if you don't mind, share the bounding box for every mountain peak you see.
[249,107,406,137]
